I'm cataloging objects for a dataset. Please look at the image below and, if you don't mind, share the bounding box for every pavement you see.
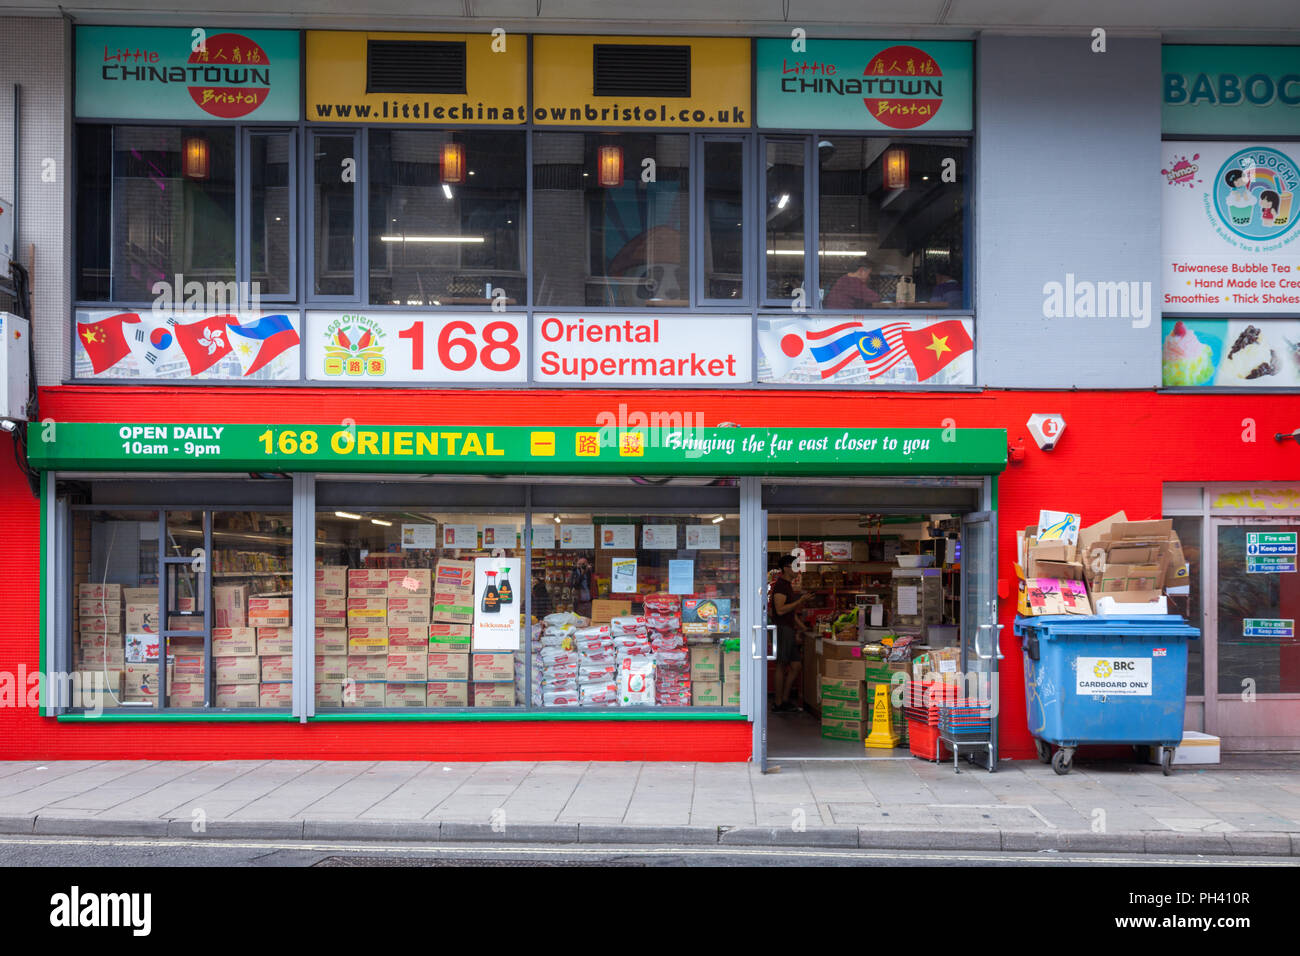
[2,754,1300,858]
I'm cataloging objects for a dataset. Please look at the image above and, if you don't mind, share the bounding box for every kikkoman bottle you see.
[481,570,501,614]
[497,567,513,606]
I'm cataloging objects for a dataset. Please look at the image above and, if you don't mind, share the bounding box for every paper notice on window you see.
[611,557,638,593]
[482,524,518,549]
[600,524,636,550]
[442,524,478,549]
[401,523,438,549]
[685,524,721,550]
[561,524,595,549]
[530,523,555,550]
[897,585,918,616]
[870,604,884,627]
[643,525,678,549]
[668,560,695,595]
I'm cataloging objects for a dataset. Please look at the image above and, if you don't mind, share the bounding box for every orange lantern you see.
[182,136,210,180]
[882,147,909,190]
[441,142,467,184]
[597,145,624,187]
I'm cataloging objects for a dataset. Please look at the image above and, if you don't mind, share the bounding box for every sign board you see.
[1161,141,1300,317]
[472,556,521,650]
[1243,618,1295,639]
[1246,531,1297,573]
[757,315,974,385]
[756,39,973,131]
[1075,656,1153,696]
[1161,318,1300,388]
[534,314,751,385]
[76,26,300,121]
[1163,46,1300,136]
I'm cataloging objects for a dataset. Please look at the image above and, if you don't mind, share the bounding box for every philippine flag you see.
[225,314,300,377]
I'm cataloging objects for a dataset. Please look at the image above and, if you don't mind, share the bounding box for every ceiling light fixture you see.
[334,511,362,520]
[371,518,393,526]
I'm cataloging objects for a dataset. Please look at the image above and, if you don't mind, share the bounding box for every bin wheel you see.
[1035,739,1052,764]
[1051,748,1073,775]
[1161,748,1175,776]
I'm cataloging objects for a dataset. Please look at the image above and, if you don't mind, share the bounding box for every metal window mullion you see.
[203,510,212,709]
[357,127,368,305]
[156,511,166,711]
[523,484,532,711]
[805,135,817,310]
[293,473,315,720]
[237,127,250,289]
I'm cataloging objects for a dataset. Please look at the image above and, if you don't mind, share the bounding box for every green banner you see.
[27,423,1006,476]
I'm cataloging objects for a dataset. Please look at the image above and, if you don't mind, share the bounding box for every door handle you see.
[751,624,766,661]
[976,623,1005,661]
[767,624,778,662]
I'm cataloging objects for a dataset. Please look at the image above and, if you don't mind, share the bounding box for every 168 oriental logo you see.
[323,314,386,376]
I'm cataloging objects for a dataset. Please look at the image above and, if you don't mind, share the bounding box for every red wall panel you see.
[7,386,1299,762]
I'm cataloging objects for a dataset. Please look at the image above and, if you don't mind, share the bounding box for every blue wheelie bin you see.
[1014,615,1200,775]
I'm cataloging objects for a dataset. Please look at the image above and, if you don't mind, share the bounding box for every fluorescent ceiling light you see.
[776,193,789,210]
[379,235,485,243]
[442,184,453,199]
[335,511,362,520]
[765,250,866,256]
[711,515,725,524]
[554,515,562,524]
[371,518,393,527]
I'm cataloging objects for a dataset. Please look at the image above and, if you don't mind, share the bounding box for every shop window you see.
[1167,515,1204,696]
[312,132,358,297]
[531,511,740,709]
[763,138,806,303]
[368,130,525,306]
[247,131,295,300]
[314,509,525,711]
[74,125,237,303]
[818,138,968,311]
[700,139,747,302]
[533,131,690,308]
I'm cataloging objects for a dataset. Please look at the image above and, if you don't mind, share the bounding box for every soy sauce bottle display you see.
[497,567,513,606]
[481,570,501,614]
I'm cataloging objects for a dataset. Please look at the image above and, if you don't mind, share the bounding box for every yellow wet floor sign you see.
[864,683,901,750]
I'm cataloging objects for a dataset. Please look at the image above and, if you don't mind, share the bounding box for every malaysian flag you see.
[856,322,911,378]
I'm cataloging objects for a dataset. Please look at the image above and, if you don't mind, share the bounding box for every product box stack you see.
[77,583,126,704]
[689,642,722,706]
[682,598,730,707]
[536,612,583,707]
[213,620,259,708]
[247,587,292,709]
[515,643,541,707]
[385,568,431,709]
[314,566,348,708]
[612,615,654,706]
[472,649,516,707]
[574,622,618,706]
[721,638,742,707]
[345,567,388,708]
[645,594,688,706]
[820,651,869,740]
[429,560,474,707]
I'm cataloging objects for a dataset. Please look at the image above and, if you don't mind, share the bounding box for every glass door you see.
[741,478,773,770]
[961,509,999,766]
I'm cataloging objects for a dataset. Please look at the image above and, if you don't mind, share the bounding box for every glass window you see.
[368,130,525,306]
[701,140,746,301]
[248,132,294,299]
[531,512,741,709]
[764,139,805,301]
[818,138,968,311]
[313,133,357,297]
[1167,516,1203,696]
[1216,521,1300,695]
[314,510,525,710]
[533,132,690,308]
[75,125,236,302]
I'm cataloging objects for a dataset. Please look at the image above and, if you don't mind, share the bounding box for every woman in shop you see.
[569,557,594,620]
[770,555,811,712]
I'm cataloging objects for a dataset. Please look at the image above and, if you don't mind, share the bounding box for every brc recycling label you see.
[1075,656,1153,696]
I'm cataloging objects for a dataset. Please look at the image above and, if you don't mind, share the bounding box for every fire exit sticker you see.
[1244,618,1295,639]
[1075,657,1153,696]
[1246,531,1298,574]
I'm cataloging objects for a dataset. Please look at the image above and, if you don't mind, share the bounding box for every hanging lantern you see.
[182,136,210,180]
[441,142,467,184]
[882,146,909,190]
[597,144,624,187]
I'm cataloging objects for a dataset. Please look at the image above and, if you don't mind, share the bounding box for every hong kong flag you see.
[173,314,235,376]
[900,320,974,382]
[77,312,141,374]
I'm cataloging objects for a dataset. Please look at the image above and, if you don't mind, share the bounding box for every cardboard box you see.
[347,569,388,589]
[344,682,388,708]
[1015,566,1093,616]
[257,628,293,656]
[429,624,472,653]
[821,717,869,740]
[820,697,867,720]
[123,662,162,698]
[722,679,741,707]
[215,683,259,708]
[78,598,122,618]
[347,597,387,624]
[348,630,389,656]
[313,597,348,627]
[74,670,123,707]
[214,657,260,684]
[386,625,430,648]
[259,682,294,708]
[122,587,156,604]
[689,646,721,683]
[213,626,257,657]
[822,639,868,661]
[386,651,428,682]
[77,645,125,668]
[349,585,389,599]
[167,634,204,656]
[315,682,343,708]
[316,566,348,598]
[473,682,515,707]
[385,682,428,707]
[589,599,632,623]
[435,560,475,591]
[386,596,431,626]
[166,615,203,632]
[260,655,294,682]
[433,560,475,625]
[315,655,348,682]
[315,627,348,655]
[77,630,125,652]
[820,677,867,702]
[248,597,291,627]
[386,568,431,598]
[78,614,123,635]
[78,583,122,601]
[171,654,205,679]
[692,680,722,706]
[427,681,469,707]
[821,658,867,681]
[472,651,514,682]
[427,652,470,681]
[721,649,742,680]
[347,655,387,682]
[347,625,389,644]
[212,585,249,628]
[167,684,206,708]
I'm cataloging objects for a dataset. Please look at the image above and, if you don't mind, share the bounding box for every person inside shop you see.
[824,258,881,310]
[929,269,963,308]
[531,570,553,620]
[770,555,812,712]
[569,556,594,620]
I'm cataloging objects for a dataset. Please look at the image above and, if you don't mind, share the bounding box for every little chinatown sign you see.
[28,424,1007,476]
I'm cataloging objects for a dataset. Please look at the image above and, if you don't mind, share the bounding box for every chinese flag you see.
[900,320,974,382]
[173,314,236,376]
[77,312,141,374]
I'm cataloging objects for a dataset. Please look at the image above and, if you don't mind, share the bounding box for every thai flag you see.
[805,321,869,378]
[225,314,299,377]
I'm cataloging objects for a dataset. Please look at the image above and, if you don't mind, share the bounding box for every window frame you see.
[241,127,298,303]
[693,133,754,308]
[307,127,363,303]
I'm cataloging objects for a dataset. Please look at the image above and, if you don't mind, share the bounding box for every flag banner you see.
[757,315,973,385]
[74,310,301,380]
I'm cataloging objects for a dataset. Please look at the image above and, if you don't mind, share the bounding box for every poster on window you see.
[442,524,478,549]
[473,556,521,650]
[686,525,721,550]
[757,315,974,385]
[1160,319,1300,387]
[401,523,438,549]
[642,525,678,549]
[482,524,518,549]
[600,525,636,549]
[75,310,301,381]
[530,523,556,550]
[560,524,595,549]
[1162,141,1300,316]
[611,557,638,593]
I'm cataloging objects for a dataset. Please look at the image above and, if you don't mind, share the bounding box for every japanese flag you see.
[757,321,807,381]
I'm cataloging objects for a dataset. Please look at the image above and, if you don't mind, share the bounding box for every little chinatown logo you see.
[99,31,273,119]
[322,314,386,376]
[864,45,943,129]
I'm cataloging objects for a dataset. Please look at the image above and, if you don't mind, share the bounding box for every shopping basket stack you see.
[903,679,944,762]
[938,699,994,743]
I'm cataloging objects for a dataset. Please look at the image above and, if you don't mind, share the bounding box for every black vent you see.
[367,40,467,94]
[593,44,691,98]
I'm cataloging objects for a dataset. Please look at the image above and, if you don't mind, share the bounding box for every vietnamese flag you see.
[174,314,236,376]
[77,312,141,374]
[900,320,974,382]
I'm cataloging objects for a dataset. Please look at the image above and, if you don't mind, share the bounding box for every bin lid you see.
[1013,614,1200,640]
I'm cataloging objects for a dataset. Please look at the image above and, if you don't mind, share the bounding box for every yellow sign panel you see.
[530,432,556,456]
[575,432,601,457]
[533,36,750,128]
[306,31,526,124]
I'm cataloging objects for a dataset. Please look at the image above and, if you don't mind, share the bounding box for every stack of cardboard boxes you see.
[818,642,910,742]
[210,582,290,708]
[77,583,127,705]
